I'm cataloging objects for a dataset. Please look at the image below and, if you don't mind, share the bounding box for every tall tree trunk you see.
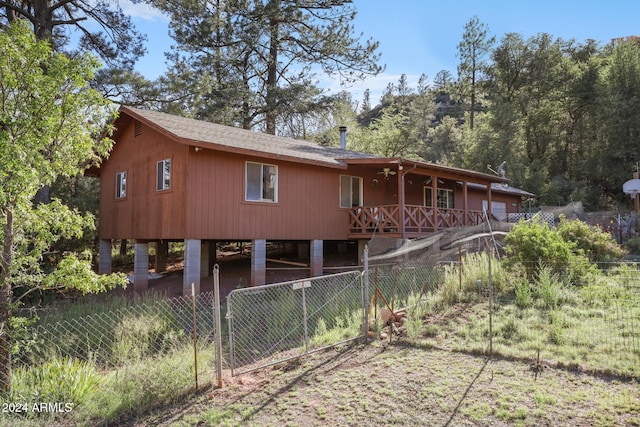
[119,239,128,257]
[33,0,54,41]
[0,210,14,392]
[32,1,55,206]
[266,15,279,135]
[470,56,476,130]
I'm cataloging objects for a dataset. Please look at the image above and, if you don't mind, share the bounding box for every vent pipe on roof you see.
[339,126,347,149]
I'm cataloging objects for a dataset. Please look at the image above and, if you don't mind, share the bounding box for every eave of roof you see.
[465,182,537,198]
[342,157,510,184]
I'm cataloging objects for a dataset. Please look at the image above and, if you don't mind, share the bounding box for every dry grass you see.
[132,340,640,427]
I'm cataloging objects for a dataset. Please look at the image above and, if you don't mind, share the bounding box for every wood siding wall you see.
[99,120,187,240]
[98,118,350,241]
[185,150,348,240]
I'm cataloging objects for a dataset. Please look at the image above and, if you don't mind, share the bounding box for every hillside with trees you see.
[332,21,640,211]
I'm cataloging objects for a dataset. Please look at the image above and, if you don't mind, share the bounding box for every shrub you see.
[504,219,606,286]
[625,237,640,254]
[547,310,566,345]
[498,316,520,340]
[440,252,507,306]
[534,266,561,309]
[504,219,573,279]
[514,278,533,309]
[557,216,625,262]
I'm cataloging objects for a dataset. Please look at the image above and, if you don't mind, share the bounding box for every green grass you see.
[74,342,216,426]
[1,341,216,427]
[418,257,640,378]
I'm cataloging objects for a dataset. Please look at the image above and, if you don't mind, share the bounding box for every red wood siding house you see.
[94,106,534,293]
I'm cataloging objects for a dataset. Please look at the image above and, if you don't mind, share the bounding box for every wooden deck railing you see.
[347,204,485,237]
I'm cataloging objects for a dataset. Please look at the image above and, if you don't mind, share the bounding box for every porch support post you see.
[155,240,168,273]
[99,239,112,274]
[462,181,468,225]
[251,239,266,286]
[184,239,201,295]
[310,240,323,277]
[134,241,149,291]
[398,167,406,240]
[432,176,439,232]
[486,183,493,220]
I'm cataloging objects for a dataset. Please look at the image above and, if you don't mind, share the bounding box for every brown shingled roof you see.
[121,106,377,168]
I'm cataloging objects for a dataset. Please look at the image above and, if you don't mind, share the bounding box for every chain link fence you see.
[2,290,221,404]
[227,270,364,375]
[482,261,640,376]
[366,262,442,312]
[412,253,640,378]
[365,232,640,378]
[16,292,218,369]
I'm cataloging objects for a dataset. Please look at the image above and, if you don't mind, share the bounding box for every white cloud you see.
[119,0,169,22]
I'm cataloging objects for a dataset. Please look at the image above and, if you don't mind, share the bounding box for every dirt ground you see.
[132,340,640,427]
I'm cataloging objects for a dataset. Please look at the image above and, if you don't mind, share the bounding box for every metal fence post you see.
[488,248,493,357]
[213,264,223,388]
[362,244,369,339]
[191,282,198,389]
[302,284,309,353]
[227,284,236,377]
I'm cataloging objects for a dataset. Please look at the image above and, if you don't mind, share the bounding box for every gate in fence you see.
[226,270,365,376]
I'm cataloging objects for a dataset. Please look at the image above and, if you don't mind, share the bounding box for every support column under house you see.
[251,239,266,286]
[155,240,168,273]
[134,241,149,291]
[99,239,112,275]
[184,239,201,295]
[310,240,323,277]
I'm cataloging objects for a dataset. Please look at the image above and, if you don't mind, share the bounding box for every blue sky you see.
[123,0,640,104]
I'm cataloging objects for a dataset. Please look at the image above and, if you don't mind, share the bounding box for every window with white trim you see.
[340,175,362,208]
[116,171,127,199]
[424,187,454,209]
[156,159,171,191]
[245,162,277,202]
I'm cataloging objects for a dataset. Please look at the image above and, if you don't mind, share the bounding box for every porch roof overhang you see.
[466,182,537,199]
[340,157,510,185]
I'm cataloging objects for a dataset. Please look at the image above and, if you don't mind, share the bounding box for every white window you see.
[424,187,454,209]
[245,162,277,202]
[340,175,362,208]
[116,171,127,199]
[156,159,171,191]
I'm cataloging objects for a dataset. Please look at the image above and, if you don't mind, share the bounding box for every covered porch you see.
[341,158,512,239]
